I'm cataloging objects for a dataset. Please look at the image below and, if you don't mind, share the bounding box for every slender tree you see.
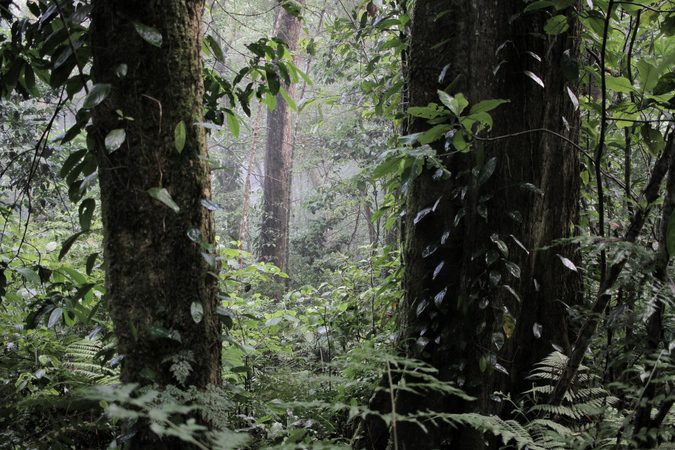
[260,1,305,279]
[361,1,582,448]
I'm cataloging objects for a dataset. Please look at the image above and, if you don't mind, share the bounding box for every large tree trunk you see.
[90,0,220,446]
[364,2,582,449]
[260,3,304,279]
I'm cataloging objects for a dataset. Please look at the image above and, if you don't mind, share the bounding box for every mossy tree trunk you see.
[362,2,582,449]
[260,2,304,281]
[90,0,220,446]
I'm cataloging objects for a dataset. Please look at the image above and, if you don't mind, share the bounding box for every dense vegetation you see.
[2,0,675,448]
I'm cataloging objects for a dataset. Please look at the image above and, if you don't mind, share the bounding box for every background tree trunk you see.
[364,2,582,449]
[90,0,220,446]
[260,2,305,281]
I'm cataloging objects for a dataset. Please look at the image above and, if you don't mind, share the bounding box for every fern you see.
[64,338,119,384]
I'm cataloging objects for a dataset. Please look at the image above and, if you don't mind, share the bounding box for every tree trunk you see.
[90,1,220,446]
[363,2,582,449]
[260,2,304,280]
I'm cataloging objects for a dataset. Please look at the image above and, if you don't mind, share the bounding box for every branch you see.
[548,132,674,406]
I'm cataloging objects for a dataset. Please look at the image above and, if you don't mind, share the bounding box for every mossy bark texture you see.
[89,0,220,427]
[362,2,582,449]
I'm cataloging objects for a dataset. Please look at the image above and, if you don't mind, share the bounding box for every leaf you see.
[86,253,99,275]
[147,187,180,213]
[524,1,553,12]
[503,285,521,302]
[504,261,521,278]
[524,71,545,88]
[116,64,128,78]
[174,121,186,153]
[82,83,111,109]
[48,307,63,328]
[566,86,579,111]
[479,355,487,373]
[279,86,297,111]
[557,254,577,271]
[439,91,469,116]
[469,99,508,114]
[133,22,162,47]
[191,302,204,323]
[653,72,675,95]
[16,267,41,285]
[205,35,225,62]
[226,110,240,138]
[605,76,635,93]
[78,198,95,231]
[533,323,542,339]
[477,157,497,186]
[201,199,224,211]
[641,123,666,156]
[59,231,87,261]
[544,15,569,35]
[638,59,660,92]
[105,128,126,152]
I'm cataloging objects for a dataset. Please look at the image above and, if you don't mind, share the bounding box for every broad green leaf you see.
[279,86,297,111]
[408,104,445,119]
[605,76,634,93]
[226,110,240,138]
[662,13,675,36]
[439,91,468,116]
[544,15,569,35]
[59,231,87,261]
[16,267,41,285]
[469,99,508,114]
[79,198,95,231]
[105,128,126,152]
[191,302,204,323]
[264,92,277,111]
[174,121,186,153]
[452,130,471,151]
[82,83,111,109]
[147,187,180,213]
[86,253,99,275]
[479,355,487,372]
[524,1,553,11]
[133,22,162,47]
[641,123,666,156]
[418,124,452,145]
[48,307,63,328]
[372,156,403,179]
[653,72,675,95]
[205,35,225,62]
[477,157,497,186]
[637,59,660,92]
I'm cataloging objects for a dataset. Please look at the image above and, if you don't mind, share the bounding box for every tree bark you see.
[260,2,304,280]
[361,2,582,449]
[90,0,220,446]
